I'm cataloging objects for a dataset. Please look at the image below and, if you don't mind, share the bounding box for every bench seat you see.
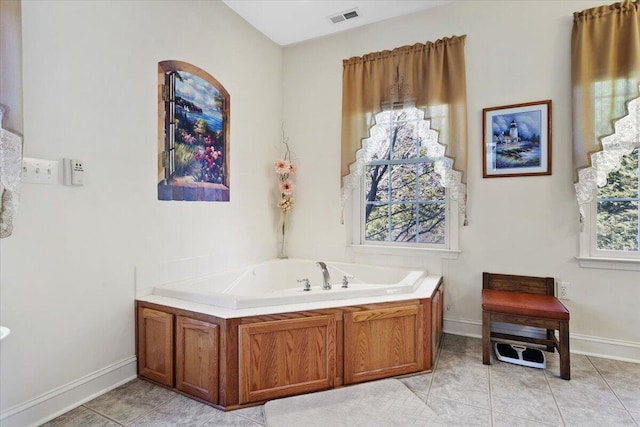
[482,289,570,321]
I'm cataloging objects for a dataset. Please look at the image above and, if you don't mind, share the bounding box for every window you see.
[578,79,640,268]
[352,106,458,252]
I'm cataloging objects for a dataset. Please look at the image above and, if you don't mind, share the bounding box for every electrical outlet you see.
[558,281,571,300]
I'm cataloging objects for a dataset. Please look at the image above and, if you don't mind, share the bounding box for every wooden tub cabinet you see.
[136,278,443,410]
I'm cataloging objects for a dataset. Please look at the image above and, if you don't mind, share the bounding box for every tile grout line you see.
[544,362,568,427]
[487,362,494,427]
[586,355,640,426]
[80,405,127,426]
[123,393,180,426]
[233,409,267,426]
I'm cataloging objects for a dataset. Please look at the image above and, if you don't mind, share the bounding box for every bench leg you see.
[482,310,491,365]
[559,321,570,380]
[546,329,555,352]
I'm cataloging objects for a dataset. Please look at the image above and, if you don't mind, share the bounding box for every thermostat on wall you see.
[63,158,84,186]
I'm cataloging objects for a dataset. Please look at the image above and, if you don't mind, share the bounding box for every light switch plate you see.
[22,157,59,185]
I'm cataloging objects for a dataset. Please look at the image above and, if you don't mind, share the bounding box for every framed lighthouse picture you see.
[482,100,551,178]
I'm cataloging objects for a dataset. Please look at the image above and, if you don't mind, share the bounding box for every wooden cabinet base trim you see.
[136,281,443,410]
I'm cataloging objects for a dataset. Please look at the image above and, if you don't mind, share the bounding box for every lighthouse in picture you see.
[509,119,518,142]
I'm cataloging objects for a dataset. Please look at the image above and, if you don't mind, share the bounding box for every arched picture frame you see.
[157,60,230,201]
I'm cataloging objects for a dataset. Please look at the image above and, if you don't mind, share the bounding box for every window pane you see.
[365,165,389,202]
[418,203,446,244]
[391,164,417,201]
[391,119,418,160]
[597,200,639,251]
[418,162,445,200]
[365,204,389,241]
[596,148,639,252]
[598,149,638,200]
[390,203,417,242]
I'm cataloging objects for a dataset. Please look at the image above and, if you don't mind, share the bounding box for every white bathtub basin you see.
[153,259,427,309]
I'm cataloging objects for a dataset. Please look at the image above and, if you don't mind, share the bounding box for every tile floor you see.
[43,334,640,426]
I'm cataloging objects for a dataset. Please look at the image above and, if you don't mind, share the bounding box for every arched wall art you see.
[157,60,230,201]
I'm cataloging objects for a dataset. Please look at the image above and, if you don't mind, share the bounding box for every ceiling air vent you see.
[329,8,360,24]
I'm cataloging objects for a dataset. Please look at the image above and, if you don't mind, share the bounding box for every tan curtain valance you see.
[341,35,468,184]
[572,0,640,215]
[572,0,639,171]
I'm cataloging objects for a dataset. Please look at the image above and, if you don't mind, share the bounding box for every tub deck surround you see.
[151,258,428,310]
[136,259,443,411]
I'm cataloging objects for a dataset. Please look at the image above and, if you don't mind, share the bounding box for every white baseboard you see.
[0,356,137,427]
[443,317,640,363]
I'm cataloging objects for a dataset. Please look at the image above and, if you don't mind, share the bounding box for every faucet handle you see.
[342,275,354,288]
[297,278,311,291]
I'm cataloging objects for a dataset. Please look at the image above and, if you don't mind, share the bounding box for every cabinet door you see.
[238,315,336,404]
[138,307,174,386]
[176,316,219,403]
[344,303,424,384]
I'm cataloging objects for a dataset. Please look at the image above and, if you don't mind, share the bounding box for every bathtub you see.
[153,259,427,309]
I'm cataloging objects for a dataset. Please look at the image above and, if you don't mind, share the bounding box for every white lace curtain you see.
[572,0,640,218]
[341,36,468,220]
[341,105,466,215]
[0,107,23,238]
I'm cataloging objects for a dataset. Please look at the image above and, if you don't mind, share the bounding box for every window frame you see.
[349,105,460,256]
[578,151,640,271]
[576,78,640,271]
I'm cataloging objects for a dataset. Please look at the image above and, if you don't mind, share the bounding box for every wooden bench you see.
[482,272,570,380]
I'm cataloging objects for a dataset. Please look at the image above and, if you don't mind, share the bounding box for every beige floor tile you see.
[490,362,550,393]
[232,405,265,425]
[128,394,219,427]
[547,374,624,409]
[40,406,119,427]
[441,334,482,356]
[399,372,433,395]
[435,352,490,380]
[429,370,491,409]
[492,411,560,427]
[555,395,637,426]
[588,356,640,386]
[200,410,264,427]
[608,380,640,412]
[84,379,176,425]
[427,396,491,426]
[491,385,563,425]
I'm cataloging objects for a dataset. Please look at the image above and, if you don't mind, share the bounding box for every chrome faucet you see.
[316,261,331,290]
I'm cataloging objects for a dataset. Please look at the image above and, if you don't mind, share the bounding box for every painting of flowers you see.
[174,72,226,185]
[158,61,230,201]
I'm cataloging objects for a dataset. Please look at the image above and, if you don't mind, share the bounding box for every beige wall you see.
[0,1,282,424]
[282,0,640,358]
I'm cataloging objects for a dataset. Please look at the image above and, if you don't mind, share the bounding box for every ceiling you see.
[221,0,455,46]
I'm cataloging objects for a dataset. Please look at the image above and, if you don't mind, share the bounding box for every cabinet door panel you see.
[176,316,219,403]
[239,315,336,404]
[138,307,174,386]
[344,304,424,384]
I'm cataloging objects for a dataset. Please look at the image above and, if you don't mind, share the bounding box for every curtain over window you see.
[341,36,468,217]
[572,0,640,219]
